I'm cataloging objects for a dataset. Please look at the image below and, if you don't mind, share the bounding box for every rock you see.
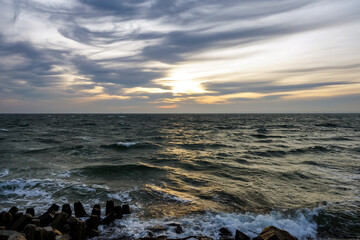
[66,216,78,233]
[39,213,55,227]
[256,226,298,240]
[175,225,183,234]
[85,215,99,230]
[114,206,122,219]
[0,230,20,240]
[148,225,167,233]
[8,232,26,240]
[100,212,115,225]
[93,204,101,213]
[23,224,37,240]
[55,233,70,240]
[0,211,13,229]
[61,204,72,217]
[53,228,62,235]
[86,228,100,238]
[219,227,232,236]
[73,220,86,240]
[0,227,4,231]
[9,207,19,216]
[51,212,68,232]
[11,213,32,231]
[46,204,60,215]
[35,227,44,240]
[106,200,114,215]
[91,208,101,218]
[43,226,56,240]
[62,224,70,234]
[235,230,250,240]
[74,202,87,218]
[30,219,40,227]
[122,204,131,214]
[13,213,23,223]
[26,208,35,217]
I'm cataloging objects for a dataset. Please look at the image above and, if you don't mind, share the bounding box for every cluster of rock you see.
[1,201,299,240]
[0,200,130,240]
[139,225,298,240]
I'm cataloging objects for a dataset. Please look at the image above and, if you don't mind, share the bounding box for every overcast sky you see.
[0,0,359,113]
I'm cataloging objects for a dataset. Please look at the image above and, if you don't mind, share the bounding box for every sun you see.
[170,80,207,95]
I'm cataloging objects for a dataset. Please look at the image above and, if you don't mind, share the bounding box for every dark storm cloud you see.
[71,56,164,87]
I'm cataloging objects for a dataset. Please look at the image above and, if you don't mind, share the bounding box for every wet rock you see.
[35,227,44,240]
[0,227,4,231]
[61,204,72,217]
[114,206,122,219]
[23,224,36,240]
[198,237,213,240]
[255,226,298,240]
[43,226,56,240]
[39,213,55,227]
[9,207,19,216]
[0,211,13,229]
[86,228,100,238]
[93,204,101,213]
[55,233,70,240]
[73,220,86,240]
[8,232,26,240]
[0,230,20,240]
[175,225,183,234]
[46,204,60,215]
[148,225,167,233]
[219,227,232,236]
[13,213,23,223]
[74,202,87,218]
[11,213,32,231]
[106,200,114,215]
[85,215,99,230]
[235,230,250,240]
[30,219,40,227]
[91,208,101,218]
[122,204,131,214]
[100,212,115,225]
[62,224,70,234]
[66,216,78,233]
[51,212,68,232]
[26,208,35,217]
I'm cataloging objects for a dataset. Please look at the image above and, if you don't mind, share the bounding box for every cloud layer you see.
[0,0,360,112]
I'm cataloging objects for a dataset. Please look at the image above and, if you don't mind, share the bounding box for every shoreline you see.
[0,201,300,240]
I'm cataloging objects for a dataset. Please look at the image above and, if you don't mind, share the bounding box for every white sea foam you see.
[97,209,319,240]
[107,191,132,202]
[0,128,9,132]
[0,169,10,177]
[117,142,138,147]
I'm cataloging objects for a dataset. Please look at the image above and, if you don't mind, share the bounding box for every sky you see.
[0,0,359,113]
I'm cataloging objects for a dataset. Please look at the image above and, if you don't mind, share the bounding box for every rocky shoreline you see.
[0,201,299,240]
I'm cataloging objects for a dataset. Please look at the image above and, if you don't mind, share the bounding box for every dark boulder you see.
[219,227,232,236]
[51,212,68,232]
[11,213,32,231]
[73,220,86,240]
[91,208,101,219]
[25,208,35,217]
[106,200,114,215]
[45,205,59,215]
[122,204,131,214]
[35,227,44,240]
[85,215,99,230]
[9,207,18,216]
[38,213,55,227]
[235,230,250,240]
[99,212,115,225]
[74,202,87,218]
[43,226,56,240]
[114,206,122,219]
[0,211,13,229]
[23,224,36,240]
[61,204,71,217]
[255,226,298,240]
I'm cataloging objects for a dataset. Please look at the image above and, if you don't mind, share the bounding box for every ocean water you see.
[0,114,359,239]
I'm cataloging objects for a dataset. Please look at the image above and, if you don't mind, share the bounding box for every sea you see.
[0,114,359,239]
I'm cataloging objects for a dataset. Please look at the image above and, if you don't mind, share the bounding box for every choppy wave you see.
[0,128,9,132]
[97,209,319,240]
[0,169,9,178]
[117,142,138,147]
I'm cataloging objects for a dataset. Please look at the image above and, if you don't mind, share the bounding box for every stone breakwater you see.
[0,201,298,240]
